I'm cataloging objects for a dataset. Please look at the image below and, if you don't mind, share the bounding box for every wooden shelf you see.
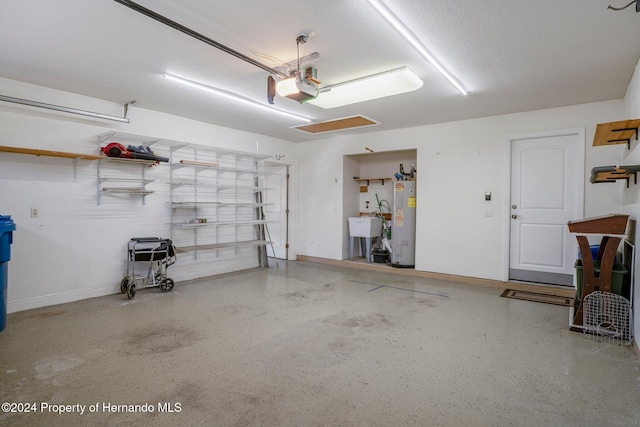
[354,177,392,186]
[593,119,640,149]
[567,214,629,235]
[590,165,640,187]
[0,145,101,160]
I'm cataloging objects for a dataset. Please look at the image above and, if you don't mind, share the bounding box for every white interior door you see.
[264,163,288,259]
[509,130,584,286]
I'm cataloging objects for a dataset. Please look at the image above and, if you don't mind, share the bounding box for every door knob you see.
[511,214,518,219]
[511,204,517,209]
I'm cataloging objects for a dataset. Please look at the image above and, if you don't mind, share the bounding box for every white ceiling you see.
[1,0,639,142]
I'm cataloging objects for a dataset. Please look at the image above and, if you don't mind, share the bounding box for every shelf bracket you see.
[123,100,136,120]
[353,177,391,186]
[606,126,639,149]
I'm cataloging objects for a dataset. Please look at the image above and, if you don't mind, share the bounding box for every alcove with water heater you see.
[344,149,417,268]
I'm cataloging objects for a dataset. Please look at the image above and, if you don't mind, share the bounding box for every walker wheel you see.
[160,278,174,292]
[127,283,136,299]
[120,277,129,294]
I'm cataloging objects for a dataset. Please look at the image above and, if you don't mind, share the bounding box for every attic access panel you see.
[292,115,379,134]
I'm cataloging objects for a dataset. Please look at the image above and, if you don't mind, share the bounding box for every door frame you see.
[264,161,291,260]
[503,127,585,283]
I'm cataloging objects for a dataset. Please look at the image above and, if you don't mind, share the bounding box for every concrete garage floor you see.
[1,261,639,426]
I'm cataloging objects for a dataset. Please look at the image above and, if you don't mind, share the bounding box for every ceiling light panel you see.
[307,67,423,109]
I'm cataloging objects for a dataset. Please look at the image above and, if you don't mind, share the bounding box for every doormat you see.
[500,289,572,307]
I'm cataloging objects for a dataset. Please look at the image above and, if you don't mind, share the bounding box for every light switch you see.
[31,207,39,218]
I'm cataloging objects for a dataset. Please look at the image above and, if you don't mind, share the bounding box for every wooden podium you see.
[567,214,629,326]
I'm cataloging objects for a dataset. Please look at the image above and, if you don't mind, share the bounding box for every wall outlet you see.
[483,208,493,217]
[30,207,39,218]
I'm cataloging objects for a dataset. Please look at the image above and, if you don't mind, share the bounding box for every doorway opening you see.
[264,162,290,261]
[343,149,417,269]
[507,129,585,286]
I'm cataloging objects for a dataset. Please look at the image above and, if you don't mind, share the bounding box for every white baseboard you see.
[7,283,117,313]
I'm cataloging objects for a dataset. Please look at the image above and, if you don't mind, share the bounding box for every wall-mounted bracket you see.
[124,100,136,120]
[354,177,391,186]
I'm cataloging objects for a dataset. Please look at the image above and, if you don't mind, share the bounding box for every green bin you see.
[574,259,628,300]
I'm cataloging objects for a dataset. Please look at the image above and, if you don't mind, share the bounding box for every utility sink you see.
[348,216,382,238]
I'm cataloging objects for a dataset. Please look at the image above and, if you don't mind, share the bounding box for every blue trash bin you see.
[577,245,600,260]
[0,215,16,332]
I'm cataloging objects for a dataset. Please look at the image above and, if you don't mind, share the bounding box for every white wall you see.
[0,77,297,313]
[296,100,624,282]
[342,156,361,259]
[1,72,633,319]
[621,56,640,345]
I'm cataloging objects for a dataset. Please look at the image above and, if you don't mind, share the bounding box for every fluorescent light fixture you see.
[163,73,311,122]
[366,0,468,96]
[307,67,423,109]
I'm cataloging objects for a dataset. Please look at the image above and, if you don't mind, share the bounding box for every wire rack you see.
[583,291,632,346]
